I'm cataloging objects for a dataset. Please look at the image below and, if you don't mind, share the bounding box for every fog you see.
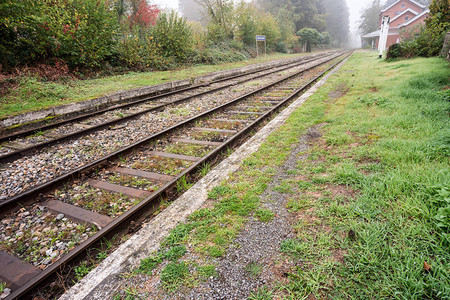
[152,0,389,48]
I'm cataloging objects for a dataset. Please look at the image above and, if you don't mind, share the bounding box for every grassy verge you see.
[120,52,450,298]
[0,52,311,119]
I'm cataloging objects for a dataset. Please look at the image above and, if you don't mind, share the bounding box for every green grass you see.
[245,261,264,277]
[197,264,216,278]
[270,53,449,298]
[0,52,309,119]
[255,208,275,222]
[160,262,189,290]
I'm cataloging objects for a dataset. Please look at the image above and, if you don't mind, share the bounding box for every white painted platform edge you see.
[59,55,350,300]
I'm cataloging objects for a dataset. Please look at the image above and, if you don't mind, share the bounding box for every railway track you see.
[0,52,343,202]
[0,51,337,160]
[0,51,352,299]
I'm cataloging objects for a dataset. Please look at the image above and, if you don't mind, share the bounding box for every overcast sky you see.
[151,0,379,47]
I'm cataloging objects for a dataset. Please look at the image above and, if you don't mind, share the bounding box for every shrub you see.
[189,42,250,65]
[414,28,446,57]
[116,29,168,70]
[386,43,404,60]
[276,41,288,53]
[41,0,119,68]
[153,11,193,62]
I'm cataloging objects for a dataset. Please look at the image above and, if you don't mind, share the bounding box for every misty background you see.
[151,0,382,48]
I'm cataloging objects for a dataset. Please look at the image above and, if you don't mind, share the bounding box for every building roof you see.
[361,28,400,38]
[399,9,429,28]
[390,8,420,23]
[362,30,380,38]
[381,0,426,13]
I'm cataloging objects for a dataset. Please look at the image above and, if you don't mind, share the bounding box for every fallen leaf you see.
[423,261,431,272]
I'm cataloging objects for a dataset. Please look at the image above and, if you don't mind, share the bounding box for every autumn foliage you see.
[128,0,159,28]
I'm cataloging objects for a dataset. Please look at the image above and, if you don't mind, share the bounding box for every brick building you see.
[362,0,429,49]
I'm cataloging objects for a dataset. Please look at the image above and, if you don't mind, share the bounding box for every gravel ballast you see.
[0,56,338,200]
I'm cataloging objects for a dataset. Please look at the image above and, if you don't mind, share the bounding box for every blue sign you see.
[256,35,266,41]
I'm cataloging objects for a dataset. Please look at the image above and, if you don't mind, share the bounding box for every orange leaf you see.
[423,261,431,272]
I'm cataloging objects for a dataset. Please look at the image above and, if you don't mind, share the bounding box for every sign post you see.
[378,16,390,58]
[256,35,266,57]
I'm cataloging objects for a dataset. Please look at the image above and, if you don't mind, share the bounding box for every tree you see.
[420,0,450,56]
[195,0,234,41]
[257,10,281,49]
[235,1,258,46]
[297,27,321,52]
[322,0,349,47]
[0,0,119,69]
[0,0,42,68]
[292,0,327,32]
[358,0,382,35]
[257,0,327,32]
[128,0,159,29]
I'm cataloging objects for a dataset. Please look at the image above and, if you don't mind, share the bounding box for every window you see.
[405,16,409,21]
[401,3,405,8]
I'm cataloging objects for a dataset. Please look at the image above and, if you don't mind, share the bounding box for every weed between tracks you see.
[189,129,229,142]
[55,184,140,217]
[200,119,242,130]
[163,143,212,158]
[111,52,450,298]
[106,174,160,192]
[130,156,192,176]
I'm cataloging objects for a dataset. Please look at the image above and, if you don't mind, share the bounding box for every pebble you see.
[56,214,65,220]
[0,288,11,299]
[0,203,97,268]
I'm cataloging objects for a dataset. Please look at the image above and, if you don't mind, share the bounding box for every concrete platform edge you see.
[58,54,351,300]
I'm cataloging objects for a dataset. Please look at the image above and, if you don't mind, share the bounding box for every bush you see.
[189,42,250,65]
[386,1,449,60]
[116,29,169,70]
[0,0,119,69]
[386,43,404,60]
[414,28,446,57]
[387,28,447,61]
[152,11,193,62]
[276,41,288,53]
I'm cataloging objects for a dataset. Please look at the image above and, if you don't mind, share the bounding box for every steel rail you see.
[0,52,340,164]
[5,51,352,300]
[1,52,347,212]
[0,51,336,144]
